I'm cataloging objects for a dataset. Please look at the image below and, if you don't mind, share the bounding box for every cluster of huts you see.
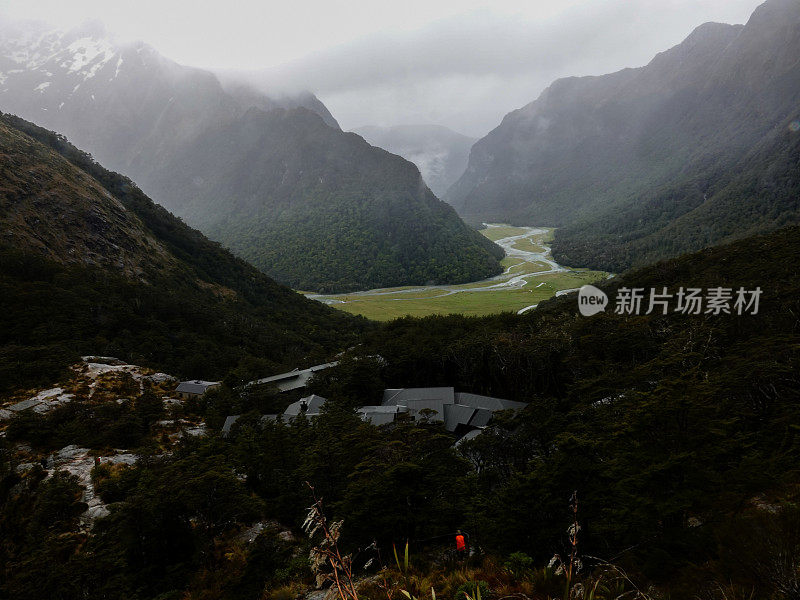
[173,364,525,443]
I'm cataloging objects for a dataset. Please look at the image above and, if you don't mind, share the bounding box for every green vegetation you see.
[511,236,548,254]
[158,108,504,293]
[221,191,505,294]
[453,580,490,600]
[309,227,608,321]
[553,124,800,272]
[0,113,367,393]
[481,225,529,241]
[1,225,799,599]
[304,225,800,598]
[318,269,602,321]
[6,390,166,451]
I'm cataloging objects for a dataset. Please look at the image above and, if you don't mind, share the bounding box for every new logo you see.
[578,285,608,316]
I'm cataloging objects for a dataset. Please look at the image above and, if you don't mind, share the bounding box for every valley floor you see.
[305,224,609,320]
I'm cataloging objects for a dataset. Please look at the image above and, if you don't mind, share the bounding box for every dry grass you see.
[263,583,305,600]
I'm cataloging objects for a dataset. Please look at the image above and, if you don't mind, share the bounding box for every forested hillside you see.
[297,224,800,597]
[0,21,503,292]
[447,0,800,272]
[2,4,799,599]
[552,110,800,271]
[0,113,366,392]
[152,107,504,293]
[2,224,797,599]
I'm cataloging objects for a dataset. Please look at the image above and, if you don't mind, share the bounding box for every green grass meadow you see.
[308,226,609,321]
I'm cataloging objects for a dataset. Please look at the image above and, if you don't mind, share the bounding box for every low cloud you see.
[225,0,761,136]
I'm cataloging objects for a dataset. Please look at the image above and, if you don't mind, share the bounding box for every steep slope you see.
[0,20,502,292]
[0,113,366,393]
[447,0,800,271]
[0,19,338,176]
[353,124,476,197]
[150,107,503,292]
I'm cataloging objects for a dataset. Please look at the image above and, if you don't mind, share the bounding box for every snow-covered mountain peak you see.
[0,21,124,84]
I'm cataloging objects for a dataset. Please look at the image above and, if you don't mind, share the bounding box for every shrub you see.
[265,585,296,600]
[503,552,534,579]
[453,580,490,600]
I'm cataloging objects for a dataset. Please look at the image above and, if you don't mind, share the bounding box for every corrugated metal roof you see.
[358,405,406,426]
[359,405,401,414]
[221,415,241,436]
[382,389,404,404]
[456,392,526,412]
[404,399,447,421]
[382,387,455,406]
[309,362,338,372]
[248,362,338,389]
[359,410,398,426]
[250,369,301,385]
[220,386,524,440]
[175,380,220,395]
[444,404,476,432]
[468,408,493,428]
[276,371,316,392]
[284,394,327,416]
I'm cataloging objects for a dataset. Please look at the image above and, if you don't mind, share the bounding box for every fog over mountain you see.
[0,19,339,175]
[0,112,363,383]
[2,0,763,137]
[353,124,476,197]
[447,0,800,272]
[0,19,503,293]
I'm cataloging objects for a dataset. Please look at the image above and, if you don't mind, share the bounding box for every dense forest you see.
[2,225,798,599]
[0,113,367,392]
[158,108,504,293]
[551,115,800,272]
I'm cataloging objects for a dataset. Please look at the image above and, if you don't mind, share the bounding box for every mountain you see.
[144,109,503,293]
[0,20,338,176]
[446,0,800,272]
[0,112,367,393]
[0,20,502,292]
[352,124,476,197]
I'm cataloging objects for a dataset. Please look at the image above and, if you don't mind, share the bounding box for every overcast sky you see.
[2,0,764,136]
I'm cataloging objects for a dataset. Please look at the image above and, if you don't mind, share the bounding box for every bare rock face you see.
[46,445,109,524]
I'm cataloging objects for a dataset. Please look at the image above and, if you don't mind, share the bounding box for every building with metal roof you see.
[383,387,455,406]
[221,387,526,441]
[221,414,242,436]
[247,362,338,393]
[381,387,525,433]
[175,380,220,399]
[358,405,408,426]
[283,394,327,417]
[454,392,527,412]
[221,394,327,437]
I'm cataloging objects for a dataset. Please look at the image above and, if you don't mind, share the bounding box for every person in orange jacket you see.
[455,530,467,558]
